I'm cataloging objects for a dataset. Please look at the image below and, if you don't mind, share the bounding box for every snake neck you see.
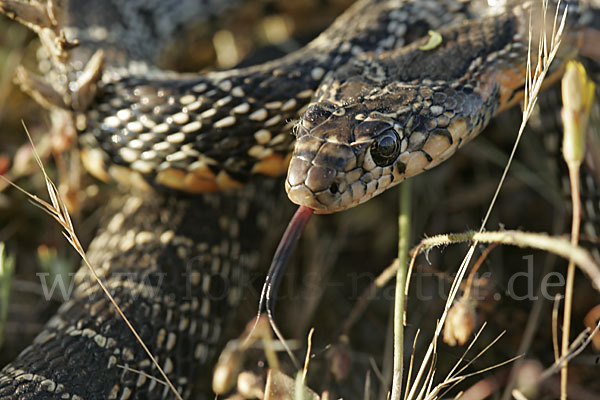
[286,0,598,213]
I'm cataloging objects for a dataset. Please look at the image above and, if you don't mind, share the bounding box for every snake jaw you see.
[285,158,403,213]
[286,138,362,213]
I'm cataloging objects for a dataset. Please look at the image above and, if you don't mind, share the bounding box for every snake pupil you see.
[370,129,401,167]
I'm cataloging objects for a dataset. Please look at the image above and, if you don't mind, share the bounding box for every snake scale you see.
[0,0,599,399]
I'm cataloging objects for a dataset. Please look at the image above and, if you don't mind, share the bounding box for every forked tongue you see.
[251,205,313,365]
[259,205,313,314]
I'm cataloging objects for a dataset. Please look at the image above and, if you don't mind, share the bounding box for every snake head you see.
[286,79,467,213]
[286,100,412,213]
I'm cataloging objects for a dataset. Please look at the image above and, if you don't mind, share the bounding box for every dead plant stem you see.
[560,166,581,399]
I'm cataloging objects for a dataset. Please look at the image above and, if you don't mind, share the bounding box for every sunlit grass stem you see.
[390,179,412,400]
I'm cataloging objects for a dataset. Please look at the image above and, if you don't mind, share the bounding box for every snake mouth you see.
[285,181,347,214]
[285,159,356,214]
[285,163,400,213]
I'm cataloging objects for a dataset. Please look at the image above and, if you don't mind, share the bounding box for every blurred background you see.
[1,1,599,398]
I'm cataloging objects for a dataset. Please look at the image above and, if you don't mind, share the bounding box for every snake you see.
[0,0,599,399]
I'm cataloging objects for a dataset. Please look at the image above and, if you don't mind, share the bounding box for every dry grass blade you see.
[448,329,508,382]
[552,294,562,362]
[294,328,315,400]
[403,329,420,400]
[427,355,522,400]
[472,0,567,279]
[414,349,436,400]
[364,370,372,400]
[302,328,315,383]
[443,322,492,380]
[116,365,168,386]
[540,321,600,381]
[432,327,517,400]
[404,5,571,395]
[0,122,184,400]
[368,356,385,390]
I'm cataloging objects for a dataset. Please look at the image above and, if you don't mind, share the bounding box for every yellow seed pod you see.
[561,61,596,167]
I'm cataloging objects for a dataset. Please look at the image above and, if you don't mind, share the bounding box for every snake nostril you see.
[329,182,339,194]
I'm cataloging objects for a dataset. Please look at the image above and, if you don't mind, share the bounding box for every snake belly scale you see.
[0,0,599,399]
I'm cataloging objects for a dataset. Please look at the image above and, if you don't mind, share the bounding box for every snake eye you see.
[370,129,401,167]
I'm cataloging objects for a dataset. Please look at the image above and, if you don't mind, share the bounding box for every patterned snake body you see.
[78,0,481,193]
[1,0,599,398]
[75,0,597,212]
[1,181,281,399]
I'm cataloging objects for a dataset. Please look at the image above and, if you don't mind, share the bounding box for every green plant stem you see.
[0,242,15,348]
[391,180,412,400]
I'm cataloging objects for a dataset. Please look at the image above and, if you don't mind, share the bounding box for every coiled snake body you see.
[0,0,599,398]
